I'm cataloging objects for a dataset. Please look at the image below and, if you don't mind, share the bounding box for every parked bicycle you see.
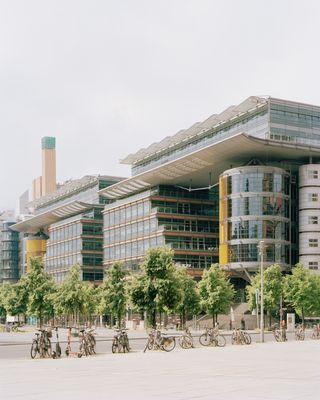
[311,324,320,340]
[294,324,305,341]
[199,326,226,347]
[51,327,62,359]
[112,328,130,353]
[178,327,194,349]
[273,327,287,342]
[30,328,52,359]
[85,328,96,354]
[144,328,176,352]
[231,328,251,345]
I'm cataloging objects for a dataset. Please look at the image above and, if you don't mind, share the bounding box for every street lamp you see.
[258,240,265,343]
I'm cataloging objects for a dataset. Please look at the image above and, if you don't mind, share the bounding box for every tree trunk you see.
[212,313,215,328]
[302,307,305,328]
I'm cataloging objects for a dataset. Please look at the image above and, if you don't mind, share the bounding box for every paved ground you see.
[0,333,319,400]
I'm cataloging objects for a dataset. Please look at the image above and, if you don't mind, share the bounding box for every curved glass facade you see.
[219,166,291,270]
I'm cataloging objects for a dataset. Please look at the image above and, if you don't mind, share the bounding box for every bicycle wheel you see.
[89,335,96,353]
[161,336,176,352]
[179,336,193,349]
[217,334,226,347]
[56,343,62,358]
[112,342,118,354]
[231,332,237,345]
[274,331,281,342]
[199,333,210,346]
[123,337,130,352]
[80,341,89,356]
[30,340,38,359]
[45,338,52,358]
[243,332,251,345]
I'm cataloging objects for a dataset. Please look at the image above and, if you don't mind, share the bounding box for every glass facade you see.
[0,222,20,283]
[45,207,104,283]
[270,99,320,147]
[103,185,219,271]
[219,166,291,269]
[132,107,269,176]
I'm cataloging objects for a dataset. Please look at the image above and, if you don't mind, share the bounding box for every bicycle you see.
[273,327,287,342]
[294,324,305,341]
[112,328,130,353]
[85,328,96,354]
[144,329,176,352]
[199,326,226,347]
[311,324,320,340]
[51,327,62,359]
[30,329,52,359]
[178,327,194,349]
[231,328,251,345]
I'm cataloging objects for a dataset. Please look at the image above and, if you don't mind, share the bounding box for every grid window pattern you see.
[308,170,319,179]
[309,261,319,270]
[309,239,318,247]
[308,193,318,202]
[308,216,319,225]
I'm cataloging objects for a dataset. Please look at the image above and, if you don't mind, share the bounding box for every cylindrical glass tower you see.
[219,165,291,271]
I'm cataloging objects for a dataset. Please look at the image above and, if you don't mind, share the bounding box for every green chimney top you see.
[41,137,56,150]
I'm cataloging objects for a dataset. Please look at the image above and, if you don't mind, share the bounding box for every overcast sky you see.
[1,0,320,212]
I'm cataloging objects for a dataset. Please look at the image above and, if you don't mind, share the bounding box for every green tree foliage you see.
[284,263,320,324]
[99,262,127,328]
[24,257,56,327]
[175,266,200,327]
[0,283,10,317]
[130,246,182,327]
[3,280,29,320]
[54,263,97,325]
[247,264,283,311]
[198,264,235,326]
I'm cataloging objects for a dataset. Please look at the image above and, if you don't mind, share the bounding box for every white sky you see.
[1,0,320,212]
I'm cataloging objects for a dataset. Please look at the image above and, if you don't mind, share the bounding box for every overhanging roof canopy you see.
[121,96,268,165]
[99,132,320,200]
[11,201,101,234]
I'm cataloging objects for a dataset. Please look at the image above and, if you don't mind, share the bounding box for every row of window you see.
[225,196,289,218]
[228,243,290,263]
[46,254,82,269]
[158,218,218,234]
[104,201,151,227]
[104,236,165,262]
[166,236,219,251]
[225,172,290,195]
[49,222,103,242]
[152,200,217,217]
[104,218,158,245]
[227,220,289,241]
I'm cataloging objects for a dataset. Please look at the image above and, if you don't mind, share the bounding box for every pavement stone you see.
[0,338,319,399]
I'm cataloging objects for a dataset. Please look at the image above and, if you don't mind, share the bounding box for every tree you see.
[198,264,235,326]
[247,264,283,327]
[3,280,29,322]
[0,283,10,318]
[99,262,127,328]
[130,246,182,327]
[24,257,56,327]
[175,266,200,327]
[284,263,320,325]
[53,264,95,326]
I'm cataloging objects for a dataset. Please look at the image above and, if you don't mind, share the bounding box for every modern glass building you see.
[103,185,219,276]
[0,222,20,283]
[99,96,320,281]
[11,175,124,283]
